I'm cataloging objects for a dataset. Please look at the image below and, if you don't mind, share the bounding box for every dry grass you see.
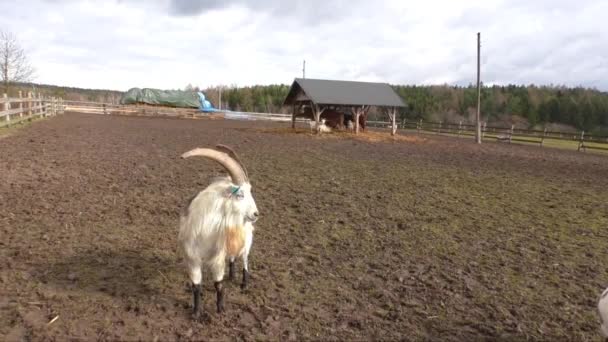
[245,127,428,144]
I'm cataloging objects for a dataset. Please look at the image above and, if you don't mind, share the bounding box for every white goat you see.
[309,118,332,134]
[346,120,354,132]
[599,287,608,340]
[179,145,259,317]
[318,119,332,133]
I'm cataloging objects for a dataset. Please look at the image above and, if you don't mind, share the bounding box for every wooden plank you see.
[0,107,27,117]
[583,145,608,151]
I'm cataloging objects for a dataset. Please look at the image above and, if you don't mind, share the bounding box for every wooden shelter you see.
[283,78,406,133]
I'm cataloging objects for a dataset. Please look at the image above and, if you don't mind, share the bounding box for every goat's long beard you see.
[220,211,246,257]
[225,225,245,256]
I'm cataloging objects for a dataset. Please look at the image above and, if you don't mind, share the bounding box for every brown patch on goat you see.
[226,226,245,256]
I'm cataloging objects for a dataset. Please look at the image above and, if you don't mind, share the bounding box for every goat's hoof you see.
[216,306,225,314]
[191,310,201,321]
[240,283,248,291]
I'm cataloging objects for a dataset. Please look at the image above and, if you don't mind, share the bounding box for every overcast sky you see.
[1,0,606,91]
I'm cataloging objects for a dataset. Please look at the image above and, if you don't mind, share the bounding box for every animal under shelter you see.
[283,78,406,133]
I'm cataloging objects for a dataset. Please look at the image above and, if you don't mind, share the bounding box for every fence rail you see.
[63,101,205,117]
[1,92,65,128]
[63,101,309,122]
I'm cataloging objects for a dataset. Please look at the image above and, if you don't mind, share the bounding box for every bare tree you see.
[1,30,35,94]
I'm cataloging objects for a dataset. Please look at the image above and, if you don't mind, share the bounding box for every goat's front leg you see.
[241,253,249,290]
[214,281,225,313]
[192,283,202,318]
[241,229,253,290]
[228,256,236,282]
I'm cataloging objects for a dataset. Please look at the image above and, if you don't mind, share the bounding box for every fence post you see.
[418,119,422,133]
[18,91,23,121]
[402,118,406,129]
[3,93,10,127]
[27,92,33,119]
[540,128,547,147]
[509,125,514,143]
[482,121,487,138]
[577,131,585,152]
[438,120,442,134]
[458,121,462,137]
[103,103,107,115]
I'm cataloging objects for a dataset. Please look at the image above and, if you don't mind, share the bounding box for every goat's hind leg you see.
[188,262,203,319]
[210,260,226,313]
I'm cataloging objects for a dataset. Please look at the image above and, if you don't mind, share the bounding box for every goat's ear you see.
[225,185,242,198]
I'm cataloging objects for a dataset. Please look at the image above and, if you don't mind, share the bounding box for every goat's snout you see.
[249,211,259,222]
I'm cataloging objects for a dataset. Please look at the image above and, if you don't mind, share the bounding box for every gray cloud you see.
[169,0,226,15]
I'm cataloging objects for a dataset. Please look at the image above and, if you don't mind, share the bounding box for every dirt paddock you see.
[1,113,608,341]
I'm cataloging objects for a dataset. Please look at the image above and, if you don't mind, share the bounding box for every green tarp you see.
[120,88,200,108]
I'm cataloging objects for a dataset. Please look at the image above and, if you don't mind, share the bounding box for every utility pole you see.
[303,60,306,79]
[476,32,482,144]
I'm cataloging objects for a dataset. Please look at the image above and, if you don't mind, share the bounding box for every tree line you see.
[203,83,608,134]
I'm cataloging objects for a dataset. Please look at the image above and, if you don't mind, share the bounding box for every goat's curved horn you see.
[215,144,249,180]
[181,148,247,185]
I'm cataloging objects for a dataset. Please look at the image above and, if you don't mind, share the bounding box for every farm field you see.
[1,113,608,341]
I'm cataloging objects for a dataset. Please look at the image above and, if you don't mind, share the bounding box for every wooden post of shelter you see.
[386,106,397,136]
[540,128,547,147]
[509,125,514,143]
[312,102,326,134]
[578,131,585,152]
[291,104,296,129]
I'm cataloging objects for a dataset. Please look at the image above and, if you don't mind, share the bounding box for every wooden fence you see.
[366,119,608,152]
[63,101,310,122]
[60,100,607,152]
[1,92,65,128]
[63,100,203,117]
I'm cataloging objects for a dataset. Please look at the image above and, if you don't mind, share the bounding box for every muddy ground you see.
[1,113,607,341]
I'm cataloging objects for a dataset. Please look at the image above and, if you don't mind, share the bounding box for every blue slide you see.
[197,92,218,112]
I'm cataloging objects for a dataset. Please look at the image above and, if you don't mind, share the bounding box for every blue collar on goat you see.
[230,186,241,196]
